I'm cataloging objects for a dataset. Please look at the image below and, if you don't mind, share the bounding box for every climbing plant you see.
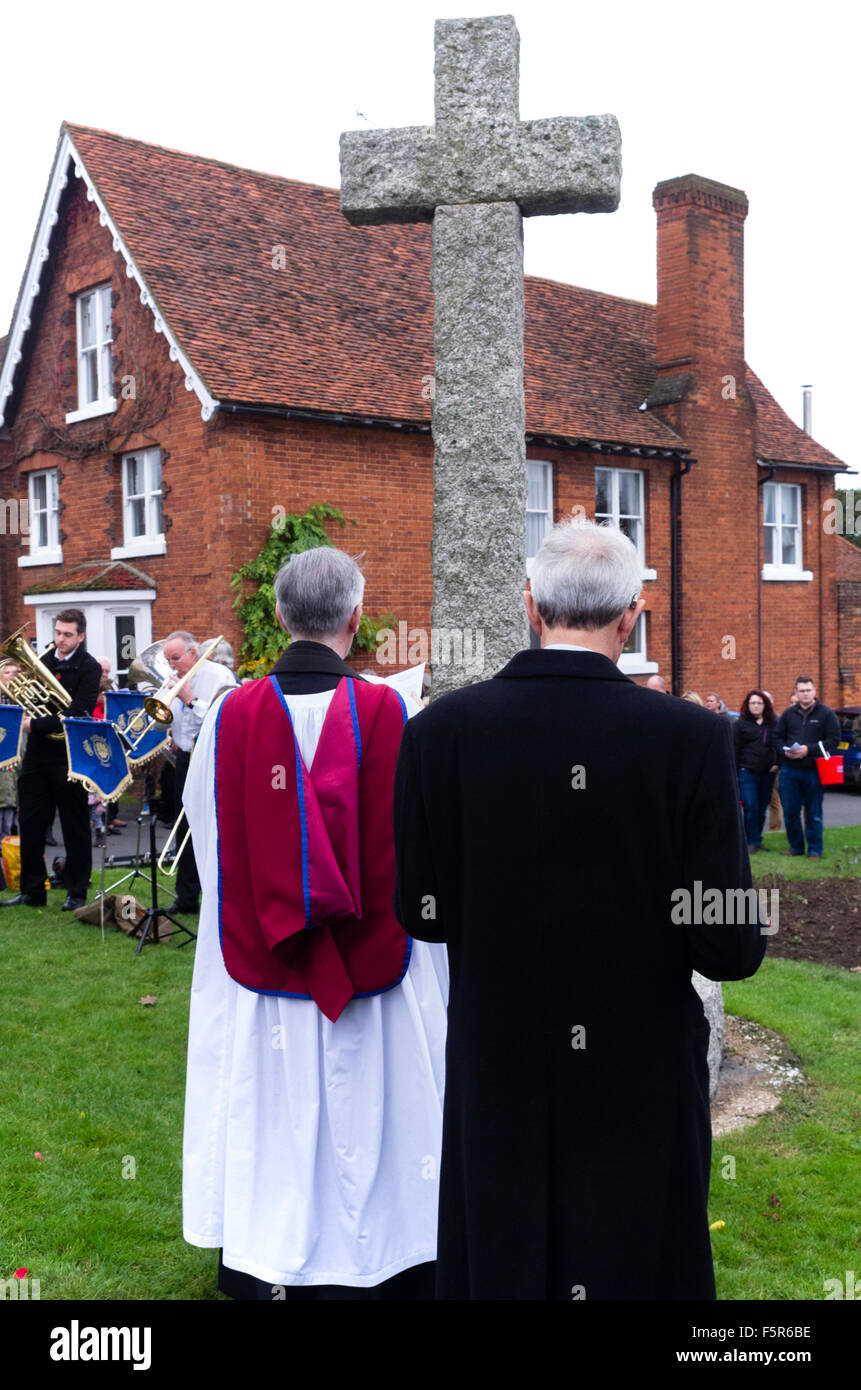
[230,502,396,678]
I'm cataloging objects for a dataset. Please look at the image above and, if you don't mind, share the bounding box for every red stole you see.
[214,674,411,1021]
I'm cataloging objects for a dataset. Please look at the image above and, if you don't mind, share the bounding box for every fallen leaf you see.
[139,995,158,1007]
[709,1220,725,1231]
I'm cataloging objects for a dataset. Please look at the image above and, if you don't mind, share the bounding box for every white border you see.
[0,131,219,428]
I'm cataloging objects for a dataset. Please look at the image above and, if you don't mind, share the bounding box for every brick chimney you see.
[653,174,748,388]
[651,174,758,700]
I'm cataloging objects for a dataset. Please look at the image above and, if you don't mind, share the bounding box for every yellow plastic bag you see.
[2,835,21,892]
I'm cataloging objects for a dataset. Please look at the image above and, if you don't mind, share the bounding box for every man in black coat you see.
[774,677,840,859]
[394,520,767,1301]
[0,609,101,909]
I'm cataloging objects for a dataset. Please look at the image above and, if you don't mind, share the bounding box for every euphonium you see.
[0,625,73,735]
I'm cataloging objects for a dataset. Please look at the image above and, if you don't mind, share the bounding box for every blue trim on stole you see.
[346,678,362,768]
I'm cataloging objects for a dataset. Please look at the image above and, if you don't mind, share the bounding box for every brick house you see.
[0,124,846,704]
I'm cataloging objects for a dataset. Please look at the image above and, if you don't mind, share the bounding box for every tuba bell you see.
[0,625,73,736]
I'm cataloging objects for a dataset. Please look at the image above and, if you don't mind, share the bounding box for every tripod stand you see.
[134,811,196,952]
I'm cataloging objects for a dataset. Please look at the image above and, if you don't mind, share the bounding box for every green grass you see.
[752,819,861,880]
[0,871,858,1301]
[0,869,216,1299]
[712,958,861,1300]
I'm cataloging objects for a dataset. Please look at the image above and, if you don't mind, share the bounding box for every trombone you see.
[124,634,223,751]
[157,807,191,875]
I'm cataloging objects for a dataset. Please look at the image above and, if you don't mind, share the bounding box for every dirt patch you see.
[758,875,861,970]
[711,1015,807,1136]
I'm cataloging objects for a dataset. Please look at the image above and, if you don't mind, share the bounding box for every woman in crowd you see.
[734,690,780,852]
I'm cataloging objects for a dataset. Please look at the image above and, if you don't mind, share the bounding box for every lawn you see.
[0,869,215,1300]
[0,863,858,1301]
[751,820,861,880]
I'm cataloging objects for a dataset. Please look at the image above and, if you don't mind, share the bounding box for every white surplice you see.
[182,687,449,1286]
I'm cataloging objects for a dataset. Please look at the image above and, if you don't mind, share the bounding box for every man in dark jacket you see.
[0,609,101,909]
[394,519,767,1301]
[774,677,841,859]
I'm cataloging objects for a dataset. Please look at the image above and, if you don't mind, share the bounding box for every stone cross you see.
[341,15,621,698]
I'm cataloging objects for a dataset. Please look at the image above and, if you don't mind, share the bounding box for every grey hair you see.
[274,547,365,638]
[530,519,643,631]
[164,630,199,655]
[204,638,235,669]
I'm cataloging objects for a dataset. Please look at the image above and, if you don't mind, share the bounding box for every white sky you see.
[1,0,857,480]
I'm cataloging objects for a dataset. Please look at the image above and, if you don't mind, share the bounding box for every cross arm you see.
[340,126,437,226]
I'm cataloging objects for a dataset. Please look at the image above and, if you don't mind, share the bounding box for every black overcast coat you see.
[394,649,766,1301]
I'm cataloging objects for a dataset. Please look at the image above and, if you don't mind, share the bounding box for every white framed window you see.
[66,283,116,424]
[111,447,165,559]
[595,467,644,556]
[762,481,812,580]
[18,468,62,567]
[526,460,553,578]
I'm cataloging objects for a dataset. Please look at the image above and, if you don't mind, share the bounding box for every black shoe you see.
[0,892,47,907]
[61,896,86,911]
[106,825,122,835]
[168,899,199,915]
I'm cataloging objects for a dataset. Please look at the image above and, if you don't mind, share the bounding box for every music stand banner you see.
[63,718,132,803]
[105,690,171,767]
[0,705,24,769]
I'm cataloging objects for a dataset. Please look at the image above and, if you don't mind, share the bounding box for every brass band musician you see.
[0,609,101,910]
[160,631,238,916]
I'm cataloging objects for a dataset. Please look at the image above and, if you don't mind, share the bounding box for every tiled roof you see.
[62,124,679,450]
[23,561,155,594]
[836,534,861,581]
[58,124,845,469]
[747,370,843,470]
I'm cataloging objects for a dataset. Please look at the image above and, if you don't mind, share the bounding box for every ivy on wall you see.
[230,502,396,678]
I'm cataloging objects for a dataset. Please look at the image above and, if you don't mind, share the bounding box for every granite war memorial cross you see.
[340,14,621,697]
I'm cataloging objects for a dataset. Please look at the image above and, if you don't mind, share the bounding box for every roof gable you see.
[0,122,846,473]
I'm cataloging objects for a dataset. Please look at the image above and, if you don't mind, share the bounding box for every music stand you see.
[134,811,196,952]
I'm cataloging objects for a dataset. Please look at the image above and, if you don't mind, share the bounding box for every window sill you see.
[618,655,658,675]
[761,566,813,582]
[18,549,63,568]
[65,397,117,425]
[110,537,167,560]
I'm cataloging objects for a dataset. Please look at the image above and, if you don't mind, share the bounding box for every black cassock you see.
[394,649,766,1301]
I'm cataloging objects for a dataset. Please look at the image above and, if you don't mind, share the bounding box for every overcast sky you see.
[2,0,856,481]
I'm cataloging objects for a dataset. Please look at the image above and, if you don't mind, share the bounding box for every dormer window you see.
[65,284,116,424]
